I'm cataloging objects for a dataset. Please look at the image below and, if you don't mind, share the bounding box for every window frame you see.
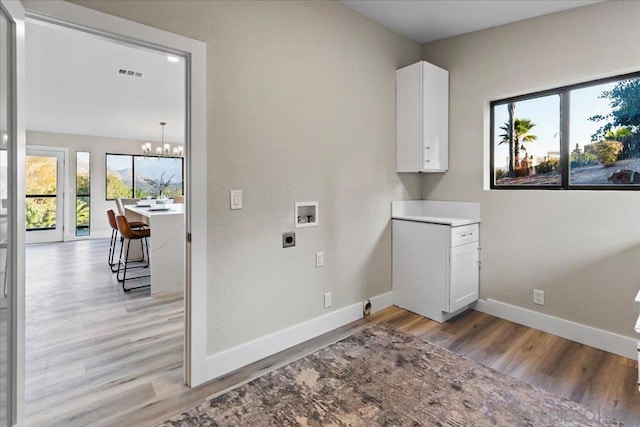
[104,152,185,200]
[75,151,90,236]
[490,70,640,190]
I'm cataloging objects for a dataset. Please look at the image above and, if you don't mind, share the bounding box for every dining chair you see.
[114,198,125,216]
[107,209,148,272]
[115,197,149,227]
[115,197,141,215]
[115,215,151,292]
[107,209,120,272]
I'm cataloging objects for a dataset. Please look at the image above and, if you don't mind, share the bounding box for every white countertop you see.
[391,200,481,227]
[125,203,184,217]
[391,214,479,227]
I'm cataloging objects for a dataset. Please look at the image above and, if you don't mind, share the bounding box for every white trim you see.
[22,0,208,386]
[83,230,111,239]
[207,302,363,380]
[370,291,394,314]
[2,0,27,424]
[473,298,636,360]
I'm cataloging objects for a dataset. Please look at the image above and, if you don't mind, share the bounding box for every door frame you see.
[0,0,25,425]
[20,0,208,412]
[24,146,67,244]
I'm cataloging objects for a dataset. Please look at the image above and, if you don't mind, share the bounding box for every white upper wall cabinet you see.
[396,61,449,173]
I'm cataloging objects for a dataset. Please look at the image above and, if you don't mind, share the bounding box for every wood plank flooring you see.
[25,239,640,426]
[370,306,640,425]
[25,239,185,427]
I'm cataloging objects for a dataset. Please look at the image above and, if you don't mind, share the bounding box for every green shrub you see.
[76,198,90,227]
[570,152,598,168]
[591,140,623,166]
[536,158,559,174]
[495,168,507,180]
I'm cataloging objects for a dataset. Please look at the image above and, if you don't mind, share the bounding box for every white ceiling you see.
[26,19,185,144]
[25,1,601,144]
[341,0,603,43]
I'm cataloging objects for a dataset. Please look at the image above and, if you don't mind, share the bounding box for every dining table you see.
[124,202,184,295]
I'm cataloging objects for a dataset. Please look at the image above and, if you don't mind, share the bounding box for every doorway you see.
[4,1,208,424]
[25,147,65,244]
[22,17,189,423]
[0,2,17,425]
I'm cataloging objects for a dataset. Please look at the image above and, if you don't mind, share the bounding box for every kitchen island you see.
[125,203,185,295]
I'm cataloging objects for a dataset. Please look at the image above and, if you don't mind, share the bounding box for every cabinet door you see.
[396,62,423,173]
[422,61,448,172]
[449,242,479,313]
[392,220,449,318]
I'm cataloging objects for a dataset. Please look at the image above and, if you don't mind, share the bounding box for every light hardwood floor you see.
[25,239,640,425]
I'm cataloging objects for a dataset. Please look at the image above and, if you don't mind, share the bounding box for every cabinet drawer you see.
[451,223,479,247]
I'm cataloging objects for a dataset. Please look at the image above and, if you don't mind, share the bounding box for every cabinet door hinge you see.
[187,233,192,243]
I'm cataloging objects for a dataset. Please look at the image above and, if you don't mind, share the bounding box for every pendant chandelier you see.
[141,122,184,158]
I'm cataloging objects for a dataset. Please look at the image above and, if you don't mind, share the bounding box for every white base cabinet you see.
[392,219,479,322]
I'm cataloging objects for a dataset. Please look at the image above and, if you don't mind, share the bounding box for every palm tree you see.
[499,117,537,176]
[506,103,515,177]
[604,127,631,141]
[604,126,633,159]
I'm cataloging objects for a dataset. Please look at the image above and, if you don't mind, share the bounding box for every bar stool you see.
[107,209,120,272]
[106,209,147,272]
[115,215,151,292]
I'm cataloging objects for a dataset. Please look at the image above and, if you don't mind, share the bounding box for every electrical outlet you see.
[316,251,324,267]
[533,289,545,306]
[282,232,295,248]
[324,292,332,308]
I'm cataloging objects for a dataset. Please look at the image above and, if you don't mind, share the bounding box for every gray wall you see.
[421,1,640,338]
[69,0,422,354]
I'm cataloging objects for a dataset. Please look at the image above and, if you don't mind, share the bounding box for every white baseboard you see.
[473,298,636,360]
[88,231,112,239]
[206,301,363,380]
[64,231,111,241]
[369,291,393,313]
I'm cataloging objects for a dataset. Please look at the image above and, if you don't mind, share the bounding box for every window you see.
[25,154,57,231]
[490,72,640,189]
[105,153,183,200]
[134,156,183,198]
[76,151,90,236]
[106,154,133,199]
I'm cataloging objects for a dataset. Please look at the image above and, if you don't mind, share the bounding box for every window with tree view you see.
[491,72,640,189]
[76,151,90,236]
[105,153,183,200]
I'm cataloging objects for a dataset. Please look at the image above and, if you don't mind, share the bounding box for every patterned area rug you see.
[159,324,621,426]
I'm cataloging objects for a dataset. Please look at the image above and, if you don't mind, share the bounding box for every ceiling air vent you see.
[117,67,144,78]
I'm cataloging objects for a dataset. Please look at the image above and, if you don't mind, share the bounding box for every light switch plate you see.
[230,190,242,210]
